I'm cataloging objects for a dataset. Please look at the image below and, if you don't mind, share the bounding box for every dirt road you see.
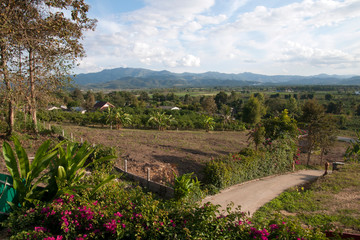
[202,170,324,216]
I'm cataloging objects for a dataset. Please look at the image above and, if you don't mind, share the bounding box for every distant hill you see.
[72,67,359,89]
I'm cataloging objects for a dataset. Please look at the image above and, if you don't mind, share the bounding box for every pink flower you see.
[104,219,117,234]
[114,212,123,217]
[34,226,47,232]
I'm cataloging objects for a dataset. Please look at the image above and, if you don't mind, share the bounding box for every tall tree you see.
[84,91,95,111]
[201,96,217,115]
[242,96,265,125]
[214,91,228,110]
[301,100,333,166]
[1,0,96,133]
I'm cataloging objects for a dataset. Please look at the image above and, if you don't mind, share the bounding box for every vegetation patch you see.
[253,163,360,234]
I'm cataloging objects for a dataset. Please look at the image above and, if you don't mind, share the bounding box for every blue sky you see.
[76,0,360,76]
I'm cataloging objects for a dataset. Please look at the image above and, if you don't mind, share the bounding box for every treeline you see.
[39,87,360,130]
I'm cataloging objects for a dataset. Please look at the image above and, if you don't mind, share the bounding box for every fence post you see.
[81,137,83,143]
[124,160,128,172]
[147,168,151,181]
[70,133,73,141]
[62,129,65,137]
[48,124,51,130]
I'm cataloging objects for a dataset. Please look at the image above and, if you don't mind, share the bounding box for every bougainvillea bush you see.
[3,172,327,240]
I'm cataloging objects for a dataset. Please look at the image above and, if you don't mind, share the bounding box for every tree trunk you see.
[29,48,37,132]
[320,148,325,165]
[306,150,311,166]
[1,44,15,135]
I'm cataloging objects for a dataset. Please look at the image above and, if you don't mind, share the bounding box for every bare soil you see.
[60,125,250,184]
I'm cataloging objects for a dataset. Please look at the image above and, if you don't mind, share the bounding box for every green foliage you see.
[2,138,116,208]
[202,115,215,132]
[263,109,298,141]
[148,111,176,131]
[45,141,116,199]
[113,108,132,129]
[86,144,117,174]
[345,131,360,162]
[173,172,203,202]
[242,96,265,125]
[203,138,296,190]
[247,123,265,151]
[2,137,58,207]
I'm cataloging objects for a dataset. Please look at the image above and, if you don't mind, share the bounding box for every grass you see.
[253,163,360,233]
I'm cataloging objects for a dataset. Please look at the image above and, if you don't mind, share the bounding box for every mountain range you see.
[73,67,360,89]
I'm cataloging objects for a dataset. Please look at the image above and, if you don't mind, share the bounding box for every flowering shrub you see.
[3,175,327,239]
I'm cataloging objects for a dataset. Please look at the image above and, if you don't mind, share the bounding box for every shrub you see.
[173,172,203,203]
[3,176,327,240]
[203,138,296,190]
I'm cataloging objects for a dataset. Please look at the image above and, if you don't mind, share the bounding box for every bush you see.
[86,144,117,173]
[3,173,327,240]
[203,139,296,190]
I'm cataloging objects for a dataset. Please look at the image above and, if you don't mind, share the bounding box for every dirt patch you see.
[59,125,249,184]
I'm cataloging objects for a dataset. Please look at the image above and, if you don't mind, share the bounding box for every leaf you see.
[12,137,29,180]
[3,141,20,181]
[28,150,58,183]
[32,140,51,171]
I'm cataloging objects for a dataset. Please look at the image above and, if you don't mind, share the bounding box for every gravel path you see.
[202,170,324,216]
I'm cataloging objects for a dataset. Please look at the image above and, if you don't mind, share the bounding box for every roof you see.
[93,101,115,109]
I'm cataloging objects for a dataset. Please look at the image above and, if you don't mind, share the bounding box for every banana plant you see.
[2,137,59,207]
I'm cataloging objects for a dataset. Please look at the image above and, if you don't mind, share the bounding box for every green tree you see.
[242,96,265,125]
[201,96,217,114]
[301,100,333,166]
[220,104,232,126]
[84,91,96,111]
[263,109,298,142]
[247,123,265,151]
[1,0,96,133]
[214,91,228,110]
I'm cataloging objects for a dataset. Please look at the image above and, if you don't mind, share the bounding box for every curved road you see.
[202,170,324,216]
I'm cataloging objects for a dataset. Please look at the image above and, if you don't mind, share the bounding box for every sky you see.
[75,0,360,76]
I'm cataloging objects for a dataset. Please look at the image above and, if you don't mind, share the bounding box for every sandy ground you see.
[202,169,324,216]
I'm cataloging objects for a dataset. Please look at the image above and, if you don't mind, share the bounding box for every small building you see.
[93,101,115,111]
[47,106,60,111]
[158,106,181,111]
[71,107,86,114]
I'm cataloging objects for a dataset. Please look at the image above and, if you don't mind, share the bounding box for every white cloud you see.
[181,55,201,67]
[277,41,357,66]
